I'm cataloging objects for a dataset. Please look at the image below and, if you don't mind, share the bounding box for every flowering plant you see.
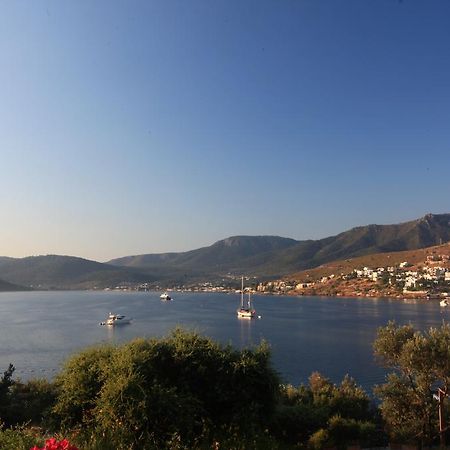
[31,438,79,450]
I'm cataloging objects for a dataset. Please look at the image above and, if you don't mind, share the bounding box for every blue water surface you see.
[0,291,447,394]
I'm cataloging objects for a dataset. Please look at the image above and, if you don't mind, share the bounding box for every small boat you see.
[100,312,132,326]
[160,292,172,301]
[237,277,256,319]
[440,299,449,307]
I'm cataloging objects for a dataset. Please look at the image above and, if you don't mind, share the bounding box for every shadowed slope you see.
[110,213,450,278]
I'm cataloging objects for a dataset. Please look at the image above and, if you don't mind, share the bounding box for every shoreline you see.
[0,287,439,302]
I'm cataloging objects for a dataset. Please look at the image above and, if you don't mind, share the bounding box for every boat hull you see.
[102,313,132,326]
[107,318,131,325]
[237,309,255,318]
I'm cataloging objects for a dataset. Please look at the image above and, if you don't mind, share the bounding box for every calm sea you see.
[0,291,447,394]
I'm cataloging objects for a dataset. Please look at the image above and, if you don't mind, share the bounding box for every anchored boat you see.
[100,312,132,326]
[237,277,256,319]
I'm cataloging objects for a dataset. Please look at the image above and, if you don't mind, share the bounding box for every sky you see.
[1,0,449,261]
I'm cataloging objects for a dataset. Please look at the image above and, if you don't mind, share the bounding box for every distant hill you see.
[0,277,30,292]
[110,213,450,279]
[0,255,154,289]
[1,213,449,289]
[0,256,16,267]
[251,212,450,274]
[110,236,298,272]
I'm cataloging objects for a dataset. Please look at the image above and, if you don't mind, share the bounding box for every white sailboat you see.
[236,277,256,319]
[100,312,132,326]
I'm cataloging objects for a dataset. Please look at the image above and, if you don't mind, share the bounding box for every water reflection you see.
[105,324,115,341]
[0,291,448,393]
[238,316,254,348]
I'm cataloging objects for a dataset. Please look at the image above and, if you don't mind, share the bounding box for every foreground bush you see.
[0,327,386,449]
[53,328,280,449]
[0,426,40,450]
[0,364,15,426]
[9,379,57,427]
[271,372,382,448]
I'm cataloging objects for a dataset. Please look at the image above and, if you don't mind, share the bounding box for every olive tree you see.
[374,321,450,447]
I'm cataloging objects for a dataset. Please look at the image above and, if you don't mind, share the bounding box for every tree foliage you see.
[53,328,280,449]
[271,372,380,448]
[374,321,450,446]
[8,378,57,427]
[53,345,114,428]
[0,363,15,425]
[0,426,39,450]
[0,327,394,449]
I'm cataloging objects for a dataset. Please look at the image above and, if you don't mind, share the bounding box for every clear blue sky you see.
[1,0,449,261]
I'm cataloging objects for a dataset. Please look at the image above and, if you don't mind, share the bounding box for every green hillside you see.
[0,278,30,292]
[109,236,298,269]
[255,213,450,275]
[110,213,450,279]
[0,255,154,289]
[1,213,449,289]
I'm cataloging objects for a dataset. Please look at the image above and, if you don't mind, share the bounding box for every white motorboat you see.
[101,312,132,326]
[236,277,256,319]
[160,292,172,301]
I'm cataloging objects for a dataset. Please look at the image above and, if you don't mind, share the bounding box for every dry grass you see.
[285,242,450,282]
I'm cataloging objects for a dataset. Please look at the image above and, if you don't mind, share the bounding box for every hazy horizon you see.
[0,211,448,263]
[2,1,450,261]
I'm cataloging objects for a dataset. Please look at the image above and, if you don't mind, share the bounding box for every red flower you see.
[30,438,79,450]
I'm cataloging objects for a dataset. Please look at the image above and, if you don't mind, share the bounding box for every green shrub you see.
[8,379,57,427]
[53,345,114,428]
[308,428,330,450]
[0,425,41,450]
[274,373,380,448]
[53,328,280,449]
[0,364,15,425]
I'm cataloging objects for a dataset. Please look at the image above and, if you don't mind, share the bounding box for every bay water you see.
[0,291,447,394]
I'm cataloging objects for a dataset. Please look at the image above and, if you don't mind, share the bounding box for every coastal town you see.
[257,252,450,299]
[128,245,450,300]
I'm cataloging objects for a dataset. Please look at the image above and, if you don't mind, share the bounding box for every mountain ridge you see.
[108,213,450,278]
[1,213,449,289]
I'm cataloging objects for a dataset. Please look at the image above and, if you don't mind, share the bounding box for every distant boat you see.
[237,277,256,319]
[440,299,449,307]
[100,312,132,326]
[160,292,172,301]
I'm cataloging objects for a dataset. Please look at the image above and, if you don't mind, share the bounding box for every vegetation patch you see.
[1,324,450,449]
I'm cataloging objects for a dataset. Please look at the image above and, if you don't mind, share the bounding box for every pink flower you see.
[30,438,79,450]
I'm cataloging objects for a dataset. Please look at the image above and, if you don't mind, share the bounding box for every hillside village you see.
[130,245,450,301]
[258,247,450,299]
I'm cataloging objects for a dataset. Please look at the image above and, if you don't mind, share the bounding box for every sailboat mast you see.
[241,276,244,308]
